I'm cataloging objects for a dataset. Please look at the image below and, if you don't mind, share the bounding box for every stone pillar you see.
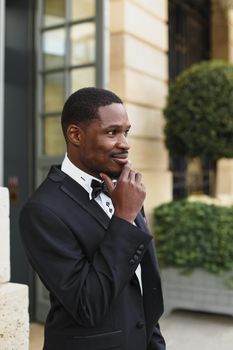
[213,0,233,62]
[109,0,172,221]
[216,159,233,199]
[0,0,5,186]
[211,0,229,60]
[0,187,29,350]
[212,0,233,199]
[0,188,10,282]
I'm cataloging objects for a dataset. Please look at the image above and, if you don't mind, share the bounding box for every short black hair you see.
[61,87,123,138]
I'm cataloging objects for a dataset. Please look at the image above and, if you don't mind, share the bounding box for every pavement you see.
[30,310,233,350]
[160,310,233,350]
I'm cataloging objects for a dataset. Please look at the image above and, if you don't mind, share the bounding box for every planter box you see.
[161,268,233,316]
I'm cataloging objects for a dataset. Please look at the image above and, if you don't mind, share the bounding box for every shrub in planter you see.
[153,200,233,279]
[164,60,233,160]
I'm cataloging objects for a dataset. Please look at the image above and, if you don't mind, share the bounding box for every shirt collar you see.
[61,153,101,200]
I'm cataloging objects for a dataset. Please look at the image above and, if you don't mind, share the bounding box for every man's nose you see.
[116,134,130,150]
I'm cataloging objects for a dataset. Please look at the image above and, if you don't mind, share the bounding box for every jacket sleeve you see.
[19,201,152,327]
[147,323,166,350]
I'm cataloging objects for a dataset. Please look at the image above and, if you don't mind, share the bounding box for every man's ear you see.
[66,124,84,146]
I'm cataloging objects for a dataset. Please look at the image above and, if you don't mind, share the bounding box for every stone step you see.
[0,218,10,283]
[0,187,9,217]
[0,187,10,283]
[0,283,29,350]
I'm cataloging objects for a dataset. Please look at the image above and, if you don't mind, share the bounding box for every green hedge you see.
[153,200,233,275]
[164,60,233,160]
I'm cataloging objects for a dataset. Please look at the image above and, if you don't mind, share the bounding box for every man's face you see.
[74,103,131,178]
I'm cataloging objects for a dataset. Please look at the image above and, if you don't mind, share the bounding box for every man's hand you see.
[100,164,146,223]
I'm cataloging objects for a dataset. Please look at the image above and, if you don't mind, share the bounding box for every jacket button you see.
[133,254,139,261]
[129,259,135,265]
[138,244,144,250]
[136,321,144,329]
[136,249,142,255]
[130,276,138,286]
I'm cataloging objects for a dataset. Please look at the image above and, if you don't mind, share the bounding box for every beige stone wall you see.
[212,0,229,60]
[0,283,29,350]
[212,0,233,197]
[0,187,29,350]
[109,0,172,219]
[216,159,233,196]
[212,0,233,62]
[0,188,10,282]
[228,8,233,61]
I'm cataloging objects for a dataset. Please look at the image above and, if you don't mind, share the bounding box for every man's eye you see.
[107,130,116,136]
[125,130,130,136]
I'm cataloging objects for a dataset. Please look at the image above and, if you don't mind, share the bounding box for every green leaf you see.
[164,60,233,160]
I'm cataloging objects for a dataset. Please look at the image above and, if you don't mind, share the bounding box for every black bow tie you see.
[91,179,110,199]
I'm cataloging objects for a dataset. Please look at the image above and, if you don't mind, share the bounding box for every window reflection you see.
[44,116,66,155]
[42,28,66,69]
[40,0,97,160]
[71,23,95,65]
[71,0,95,20]
[71,67,95,91]
[44,73,65,113]
[43,0,65,26]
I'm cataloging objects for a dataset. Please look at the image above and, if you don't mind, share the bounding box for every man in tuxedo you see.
[20,87,166,350]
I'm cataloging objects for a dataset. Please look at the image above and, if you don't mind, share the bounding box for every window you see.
[35,0,105,322]
[36,0,104,183]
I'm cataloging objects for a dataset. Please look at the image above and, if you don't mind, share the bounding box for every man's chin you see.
[104,167,122,179]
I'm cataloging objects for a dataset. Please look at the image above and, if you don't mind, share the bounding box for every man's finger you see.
[100,173,115,193]
[135,172,142,183]
[118,163,131,181]
[129,170,136,182]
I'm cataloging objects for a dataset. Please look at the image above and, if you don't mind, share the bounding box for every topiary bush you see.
[164,60,233,161]
[153,200,233,276]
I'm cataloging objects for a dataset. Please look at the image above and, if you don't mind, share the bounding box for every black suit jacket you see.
[20,166,165,350]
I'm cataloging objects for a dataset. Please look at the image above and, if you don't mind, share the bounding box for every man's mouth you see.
[111,153,129,165]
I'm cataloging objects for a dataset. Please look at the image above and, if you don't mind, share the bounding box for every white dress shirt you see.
[61,154,142,293]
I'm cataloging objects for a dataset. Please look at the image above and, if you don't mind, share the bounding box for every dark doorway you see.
[4,0,36,319]
[168,0,213,198]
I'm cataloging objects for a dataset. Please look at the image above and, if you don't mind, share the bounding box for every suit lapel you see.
[49,166,110,230]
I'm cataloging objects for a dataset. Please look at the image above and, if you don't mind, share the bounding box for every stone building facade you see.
[0,0,233,331]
